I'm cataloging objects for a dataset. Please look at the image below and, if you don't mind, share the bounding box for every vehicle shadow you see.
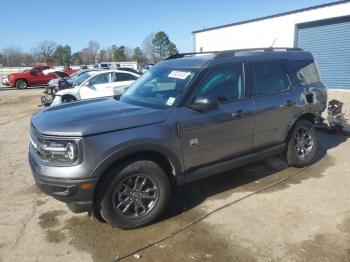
[0,86,45,91]
[161,131,347,221]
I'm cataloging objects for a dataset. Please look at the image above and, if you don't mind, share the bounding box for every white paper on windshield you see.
[168,70,191,80]
[166,97,176,106]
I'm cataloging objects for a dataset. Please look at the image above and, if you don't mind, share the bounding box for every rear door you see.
[250,60,296,149]
[179,63,255,169]
[112,72,138,95]
[79,72,114,99]
[37,66,52,85]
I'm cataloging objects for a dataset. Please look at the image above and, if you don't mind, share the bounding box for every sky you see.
[0,0,340,53]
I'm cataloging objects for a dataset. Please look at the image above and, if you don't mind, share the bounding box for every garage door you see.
[296,16,350,89]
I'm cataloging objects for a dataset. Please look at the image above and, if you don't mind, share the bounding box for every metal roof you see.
[192,0,350,34]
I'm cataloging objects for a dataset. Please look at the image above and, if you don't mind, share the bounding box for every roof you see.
[192,0,350,34]
[158,48,314,69]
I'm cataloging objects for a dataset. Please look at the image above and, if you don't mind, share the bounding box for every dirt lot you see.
[0,88,350,262]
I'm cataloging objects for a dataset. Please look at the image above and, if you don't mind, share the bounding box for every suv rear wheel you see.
[98,160,171,229]
[286,119,318,167]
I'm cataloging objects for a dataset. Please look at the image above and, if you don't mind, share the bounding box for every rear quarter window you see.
[289,60,320,85]
[252,61,291,95]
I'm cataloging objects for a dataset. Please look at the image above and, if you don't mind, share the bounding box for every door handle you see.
[285,100,295,107]
[232,110,245,119]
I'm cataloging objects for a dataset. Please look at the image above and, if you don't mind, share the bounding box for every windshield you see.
[120,66,197,108]
[73,71,96,86]
[69,70,82,79]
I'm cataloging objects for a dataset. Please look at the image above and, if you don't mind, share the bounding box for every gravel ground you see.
[0,88,349,262]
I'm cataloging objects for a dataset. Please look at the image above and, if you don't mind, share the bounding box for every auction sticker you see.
[168,70,191,80]
[166,97,176,106]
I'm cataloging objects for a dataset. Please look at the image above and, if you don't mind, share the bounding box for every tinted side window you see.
[115,73,137,82]
[89,72,112,85]
[252,61,291,95]
[195,64,245,103]
[32,67,42,73]
[291,60,320,85]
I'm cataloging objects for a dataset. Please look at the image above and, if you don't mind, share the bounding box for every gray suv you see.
[29,48,327,229]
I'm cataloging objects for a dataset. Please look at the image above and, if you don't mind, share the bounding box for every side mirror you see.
[30,71,36,75]
[188,97,218,112]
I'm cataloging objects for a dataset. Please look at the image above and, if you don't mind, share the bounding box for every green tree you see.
[132,47,145,64]
[113,46,126,61]
[152,31,178,62]
[52,45,72,66]
[72,52,82,65]
[168,42,179,56]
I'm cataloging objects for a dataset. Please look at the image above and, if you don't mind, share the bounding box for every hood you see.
[8,72,26,78]
[31,97,170,136]
[8,69,30,78]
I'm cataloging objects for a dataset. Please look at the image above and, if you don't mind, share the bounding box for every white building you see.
[192,1,350,89]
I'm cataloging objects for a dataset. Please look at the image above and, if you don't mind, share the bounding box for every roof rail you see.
[165,47,303,60]
[165,51,220,60]
[214,47,303,59]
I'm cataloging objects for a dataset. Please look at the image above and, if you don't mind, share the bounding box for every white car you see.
[50,69,139,106]
[2,76,9,86]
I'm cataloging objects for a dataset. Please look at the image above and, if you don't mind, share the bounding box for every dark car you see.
[29,48,327,229]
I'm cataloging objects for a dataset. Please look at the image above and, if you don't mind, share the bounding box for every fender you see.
[56,87,80,99]
[90,141,183,179]
[286,112,316,138]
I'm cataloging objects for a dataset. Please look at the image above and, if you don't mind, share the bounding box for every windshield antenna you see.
[270,38,277,48]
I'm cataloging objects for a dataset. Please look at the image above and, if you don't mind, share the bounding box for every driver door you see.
[79,72,114,100]
[179,63,255,170]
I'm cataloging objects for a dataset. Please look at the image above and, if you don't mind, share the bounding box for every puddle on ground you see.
[46,229,67,243]
[42,212,257,262]
[137,222,258,262]
[36,200,46,206]
[38,210,66,229]
[284,217,350,262]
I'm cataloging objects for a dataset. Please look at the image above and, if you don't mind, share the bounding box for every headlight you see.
[35,138,80,165]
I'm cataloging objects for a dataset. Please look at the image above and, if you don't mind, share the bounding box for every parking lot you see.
[0,88,350,262]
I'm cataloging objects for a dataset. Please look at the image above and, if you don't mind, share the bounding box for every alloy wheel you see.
[112,175,158,218]
[16,80,27,89]
[294,127,314,159]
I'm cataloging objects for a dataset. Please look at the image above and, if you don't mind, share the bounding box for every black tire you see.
[97,160,171,229]
[15,79,27,89]
[61,95,77,103]
[286,119,318,167]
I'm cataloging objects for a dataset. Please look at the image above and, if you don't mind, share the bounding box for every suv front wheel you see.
[98,160,171,229]
[15,79,27,89]
[286,119,318,167]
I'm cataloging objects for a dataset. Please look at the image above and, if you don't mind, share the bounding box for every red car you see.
[7,66,78,89]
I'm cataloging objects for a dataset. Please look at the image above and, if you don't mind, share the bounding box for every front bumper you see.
[28,152,99,213]
[2,77,9,86]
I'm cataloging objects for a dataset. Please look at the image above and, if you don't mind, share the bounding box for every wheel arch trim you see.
[90,142,183,179]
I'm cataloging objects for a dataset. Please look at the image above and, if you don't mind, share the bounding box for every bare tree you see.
[105,47,114,61]
[124,46,134,61]
[142,33,156,63]
[1,46,31,66]
[80,48,92,64]
[32,41,57,64]
[87,40,100,63]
